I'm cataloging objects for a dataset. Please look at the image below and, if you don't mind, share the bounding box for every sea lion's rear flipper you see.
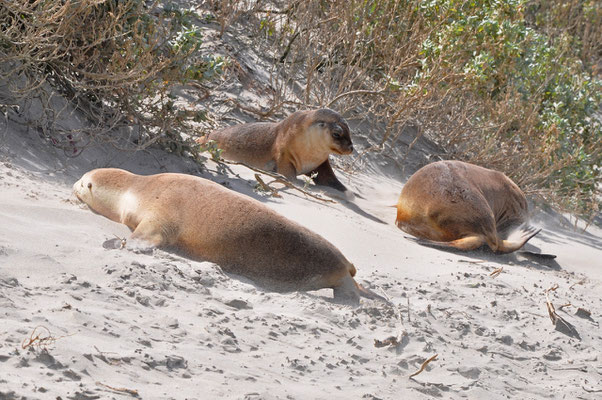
[308,160,348,192]
[333,275,388,304]
[355,281,389,303]
[496,225,541,253]
[414,235,486,251]
[333,275,360,305]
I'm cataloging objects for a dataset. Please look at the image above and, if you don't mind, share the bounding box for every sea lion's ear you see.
[87,182,92,190]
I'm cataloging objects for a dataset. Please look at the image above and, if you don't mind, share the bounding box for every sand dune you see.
[1,122,601,399]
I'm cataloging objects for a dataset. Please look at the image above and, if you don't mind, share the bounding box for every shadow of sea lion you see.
[405,236,561,270]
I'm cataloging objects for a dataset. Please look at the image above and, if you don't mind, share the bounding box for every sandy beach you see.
[1,112,601,399]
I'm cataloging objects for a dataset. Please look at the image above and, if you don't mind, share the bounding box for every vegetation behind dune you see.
[1,0,600,219]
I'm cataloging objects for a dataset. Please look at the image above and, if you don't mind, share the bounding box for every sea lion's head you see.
[73,168,133,221]
[310,108,353,155]
[73,171,96,205]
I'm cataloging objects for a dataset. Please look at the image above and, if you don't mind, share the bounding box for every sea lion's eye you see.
[318,121,326,128]
[331,125,343,139]
[87,183,92,190]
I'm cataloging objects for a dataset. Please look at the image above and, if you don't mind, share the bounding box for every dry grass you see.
[207,0,600,219]
[0,0,204,155]
[21,326,71,351]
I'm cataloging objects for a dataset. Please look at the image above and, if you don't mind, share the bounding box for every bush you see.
[215,0,600,218]
[0,0,215,155]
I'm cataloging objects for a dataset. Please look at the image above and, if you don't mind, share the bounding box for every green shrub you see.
[237,0,600,217]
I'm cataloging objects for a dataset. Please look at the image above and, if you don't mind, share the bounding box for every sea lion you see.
[73,168,381,303]
[196,108,353,192]
[395,160,541,253]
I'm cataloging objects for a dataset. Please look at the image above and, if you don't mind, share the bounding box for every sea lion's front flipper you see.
[130,217,169,248]
[308,160,348,192]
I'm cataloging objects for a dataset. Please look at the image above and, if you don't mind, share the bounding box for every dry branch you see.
[544,284,561,325]
[21,326,72,351]
[96,382,139,397]
[254,173,282,198]
[219,159,336,204]
[544,284,580,338]
[409,354,439,378]
[0,0,206,155]
[569,278,587,290]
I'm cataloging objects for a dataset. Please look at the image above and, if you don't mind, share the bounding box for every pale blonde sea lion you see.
[73,168,381,302]
[196,109,353,192]
[395,160,541,253]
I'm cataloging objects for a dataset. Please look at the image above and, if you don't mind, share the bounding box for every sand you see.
[1,113,601,400]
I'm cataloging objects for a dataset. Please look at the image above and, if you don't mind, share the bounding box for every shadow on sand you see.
[404,236,562,271]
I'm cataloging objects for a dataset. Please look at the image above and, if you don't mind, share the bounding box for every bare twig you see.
[489,266,504,278]
[544,284,560,325]
[113,235,127,249]
[543,284,580,339]
[21,326,72,351]
[219,159,336,203]
[96,382,139,397]
[409,354,438,378]
[326,89,388,108]
[254,173,282,198]
[569,278,586,289]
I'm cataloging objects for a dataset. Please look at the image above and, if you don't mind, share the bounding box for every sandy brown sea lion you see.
[395,160,541,253]
[73,168,381,303]
[197,109,353,193]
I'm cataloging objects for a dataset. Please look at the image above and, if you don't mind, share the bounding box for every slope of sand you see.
[1,122,601,400]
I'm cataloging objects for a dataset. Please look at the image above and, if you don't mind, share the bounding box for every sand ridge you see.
[1,121,601,399]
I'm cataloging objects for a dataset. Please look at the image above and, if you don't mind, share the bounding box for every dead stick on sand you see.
[113,235,127,249]
[96,382,139,397]
[219,159,335,203]
[489,266,503,278]
[21,326,73,351]
[569,278,586,289]
[254,174,282,198]
[409,354,438,378]
[544,284,562,325]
